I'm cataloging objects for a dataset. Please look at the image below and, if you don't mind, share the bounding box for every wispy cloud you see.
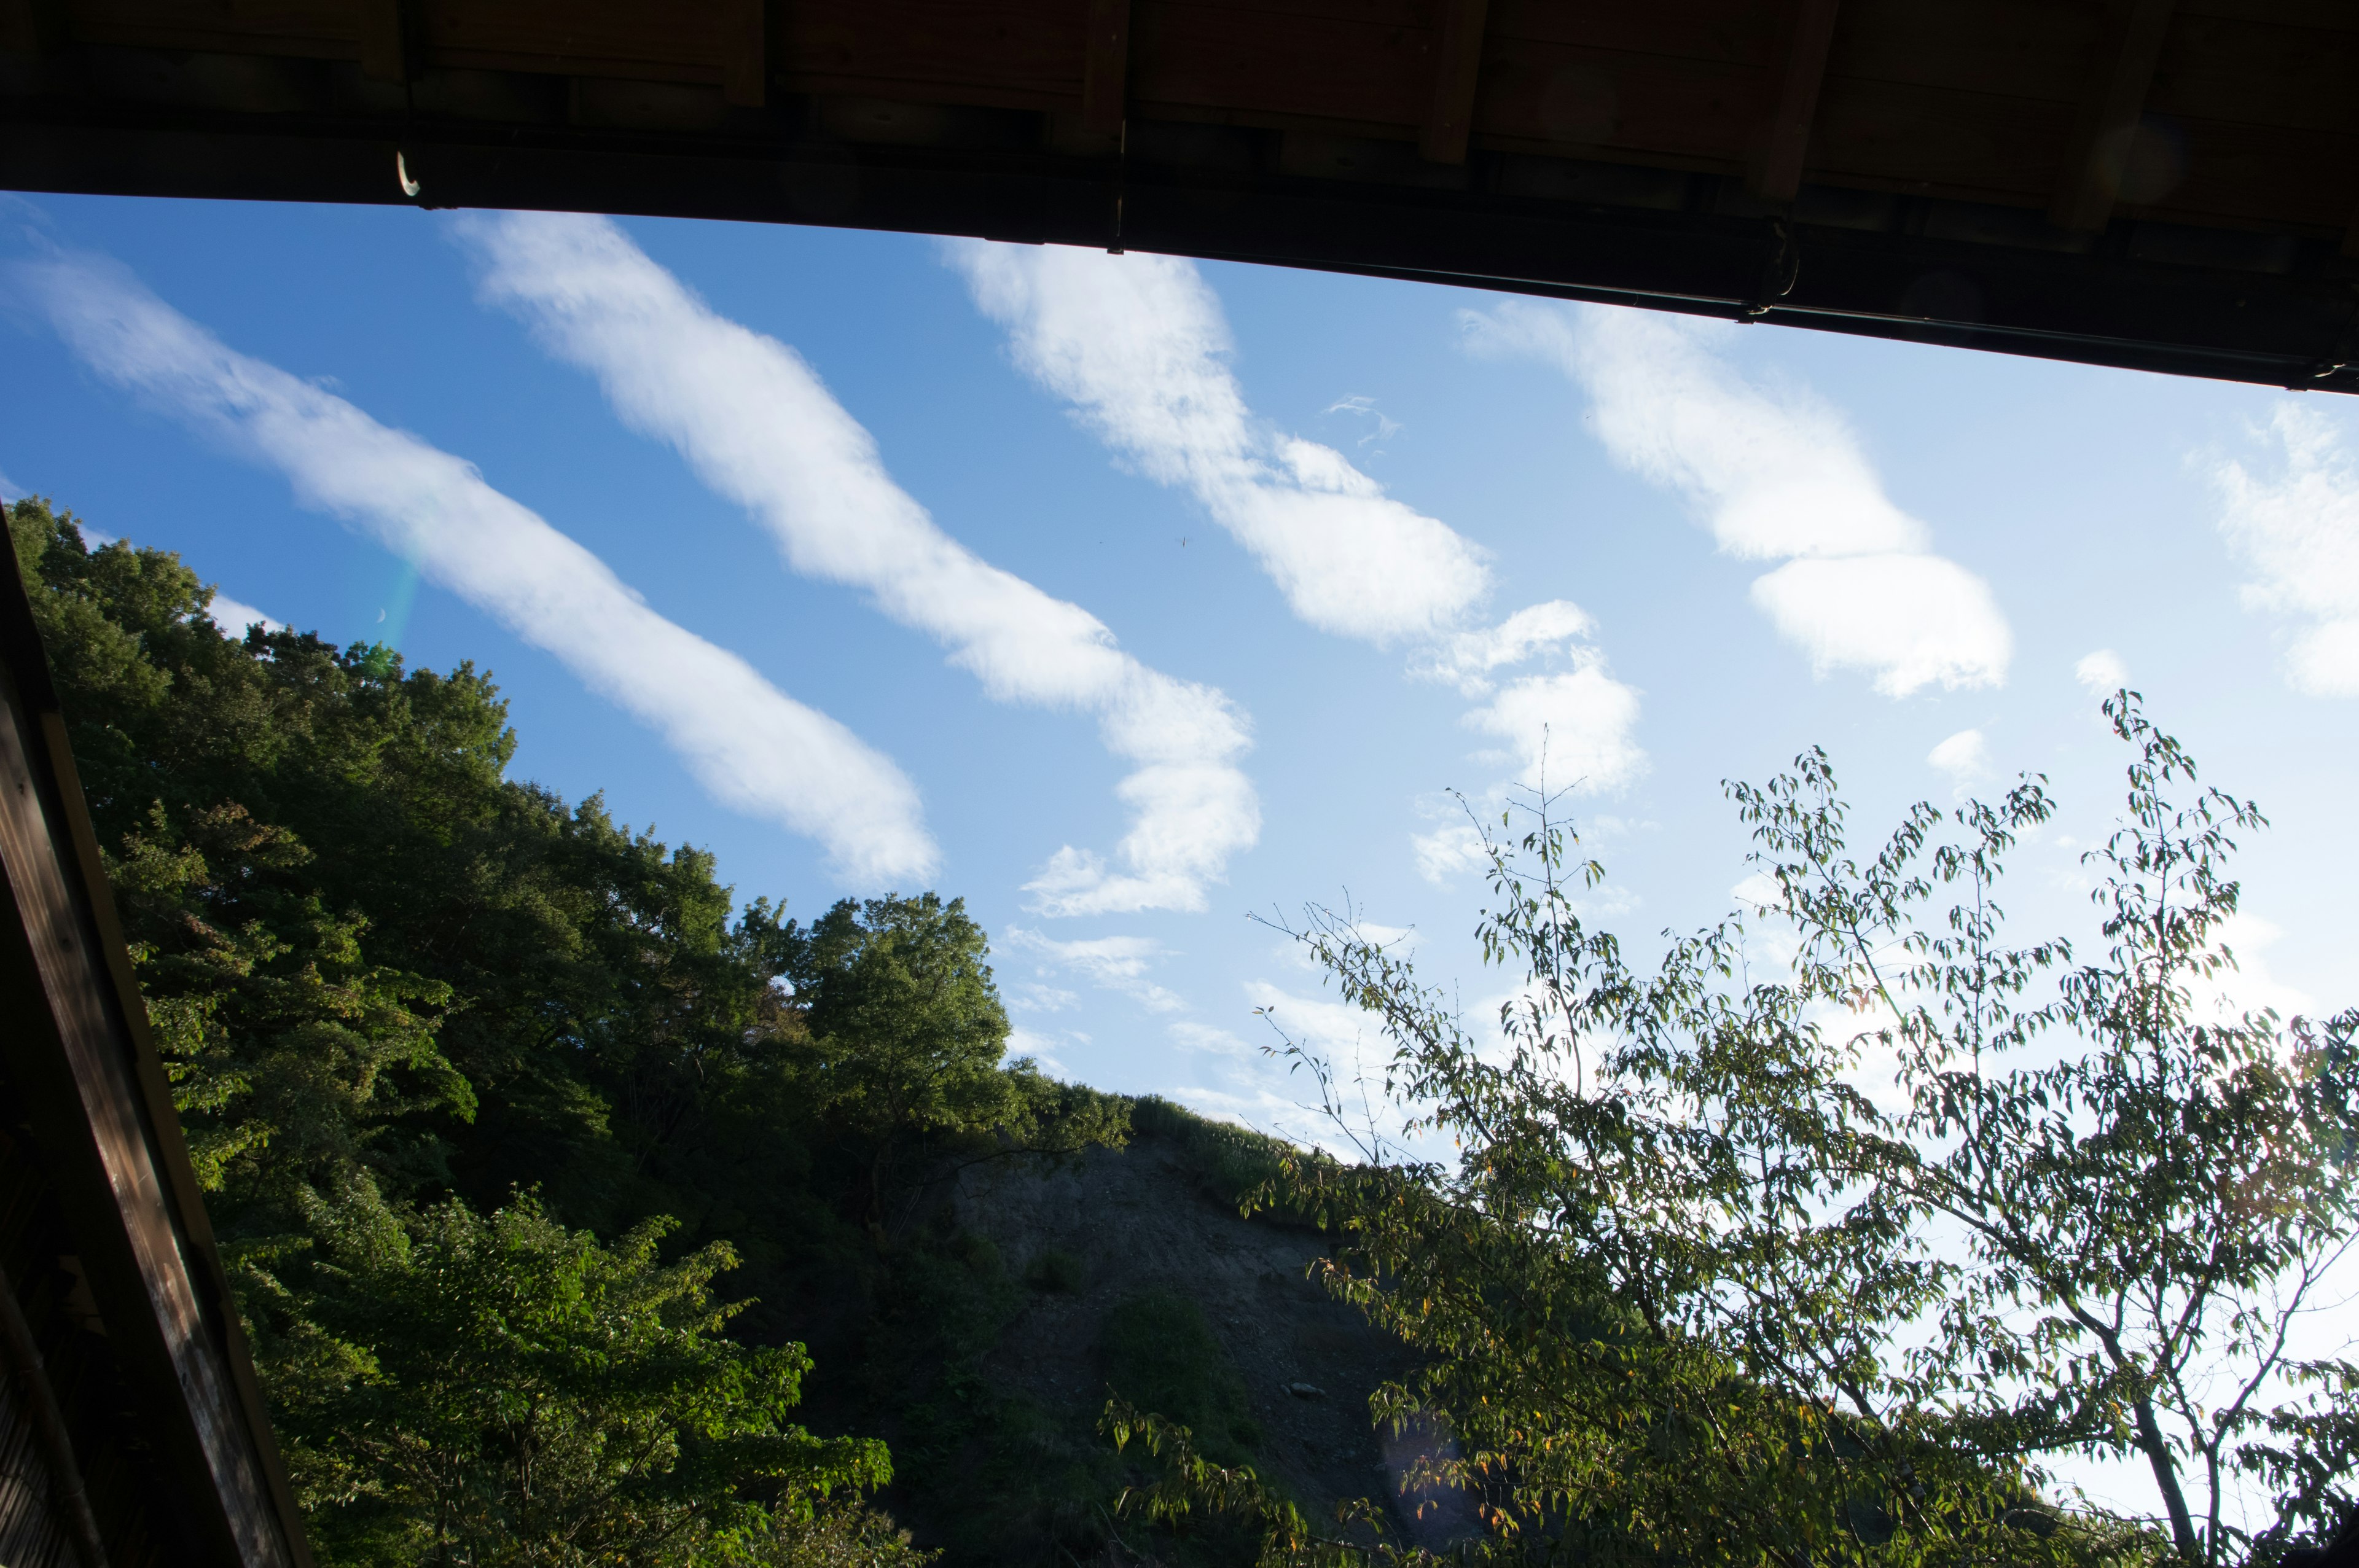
[6,249,935,886]
[205,590,282,634]
[1927,727,1991,785]
[1464,302,2011,697]
[1169,1020,1254,1057]
[947,241,1490,646]
[464,214,1256,918]
[1326,394,1401,448]
[1006,927,1187,1014]
[2075,649,2128,692]
[943,244,1646,872]
[2211,404,2359,698]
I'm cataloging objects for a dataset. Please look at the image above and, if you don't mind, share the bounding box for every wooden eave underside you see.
[1,0,2358,390]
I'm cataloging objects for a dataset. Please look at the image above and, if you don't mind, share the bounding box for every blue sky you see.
[3,190,2355,1145]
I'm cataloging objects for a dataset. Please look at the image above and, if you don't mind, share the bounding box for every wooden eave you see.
[0,523,313,1568]
[0,2,2355,381]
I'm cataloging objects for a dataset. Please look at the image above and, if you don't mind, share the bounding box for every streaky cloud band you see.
[6,249,937,886]
[1467,300,2012,698]
[461,213,1259,917]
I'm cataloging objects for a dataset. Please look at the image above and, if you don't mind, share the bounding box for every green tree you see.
[786,894,1127,1235]
[1160,695,2357,1568]
[264,1187,890,1567]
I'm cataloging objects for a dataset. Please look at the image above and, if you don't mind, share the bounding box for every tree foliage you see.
[1197,696,2358,1568]
[9,496,1122,1565]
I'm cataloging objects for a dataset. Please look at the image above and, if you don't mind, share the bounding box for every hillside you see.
[7,495,1436,1568]
[800,1103,1476,1564]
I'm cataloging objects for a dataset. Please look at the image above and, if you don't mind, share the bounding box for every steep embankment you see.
[835,1104,1478,1565]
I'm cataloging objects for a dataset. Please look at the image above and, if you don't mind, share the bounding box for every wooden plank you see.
[1131,0,1433,128]
[1421,0,1488,162]
[414,0,734,74]
[1829,0,2098,104]
[357,0,406,81]
[2146,10,2359,136]
[1486,0,1777,68]
[2121,117,2359,227]
[721,0,762,106]
[778,0,1086,104]
[1081,0,1129,132]
[0,553,309,1568]
[2049,0,2177,231]
[1750,0,1841,198]
[1473,42,1759,164]
[1811,73,2078,201]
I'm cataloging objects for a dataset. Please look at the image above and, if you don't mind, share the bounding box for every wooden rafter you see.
[358,0,407,83]
[1081,0,1131,135]
[0,517,311,1568]
[2049,0,2175,233]
[1748,0,1842,202]
[1421,0,1490,166]
[721,0,764,107]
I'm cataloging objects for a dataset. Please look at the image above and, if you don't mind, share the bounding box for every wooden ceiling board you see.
[777,0,1087,103]
[1473,44,1761,165]
[2147,13,2359,136]
[1808,75,2078,201]
[1484,0,1779,69]
[1828,0,2099,104]
[2,0,2357,391]
[1130,1,1436,127]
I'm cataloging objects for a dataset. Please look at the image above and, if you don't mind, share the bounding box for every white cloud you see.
[2211,403,2359,697]
[465,214,1256,916]
[1927,728,1991,783]
[1006,926,1186,1013]
[947,240,1490,646]
[2076,648,2129,692]
[7,250,936,886]
[1245,980,1384,1060]
[1008,982,1081,1015]
[947,241,1647,811]
[204,591,281,634]
[1412,822,1490,887]
[1461,660,1648,794]
[2192,913,2318,1025]
[1412,598,1597,696]
[1464,301,2011,696]
[1170,1020,1254,1057]
[0,465,20,501]
[1326,394,1401,446]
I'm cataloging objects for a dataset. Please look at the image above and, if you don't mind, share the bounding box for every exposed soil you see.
[945,1136,1479,1551]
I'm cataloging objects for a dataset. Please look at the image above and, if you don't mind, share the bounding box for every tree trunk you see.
[2135,1395,2203,1565]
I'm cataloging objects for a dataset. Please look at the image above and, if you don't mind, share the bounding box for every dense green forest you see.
[15,496,2359,1568]
[9,497,1185,1566]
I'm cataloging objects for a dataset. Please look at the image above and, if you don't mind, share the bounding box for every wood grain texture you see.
[1081,0,1130,131]
[1812,73,2076,201]
[2049,0,2177,230]
[780,0,1086,103]
[1474,42,1758,165]
[2147,10,2359,135]
[1829,0,2097,104]
[1485,0,1777,68]
[0,521,310,1568]
[1420,0,1487,162]
[1750,0,1841,198]
[1131,0,1434,127]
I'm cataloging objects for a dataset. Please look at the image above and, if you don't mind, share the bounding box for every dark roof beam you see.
[722,0,764,107]
[1082,0,1131,135]
[2049,0,2175,233]
[1748,0,1841,202]
[1421,0,1490,166]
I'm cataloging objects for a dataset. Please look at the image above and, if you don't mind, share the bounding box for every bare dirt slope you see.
[945,1133,1477,1551]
